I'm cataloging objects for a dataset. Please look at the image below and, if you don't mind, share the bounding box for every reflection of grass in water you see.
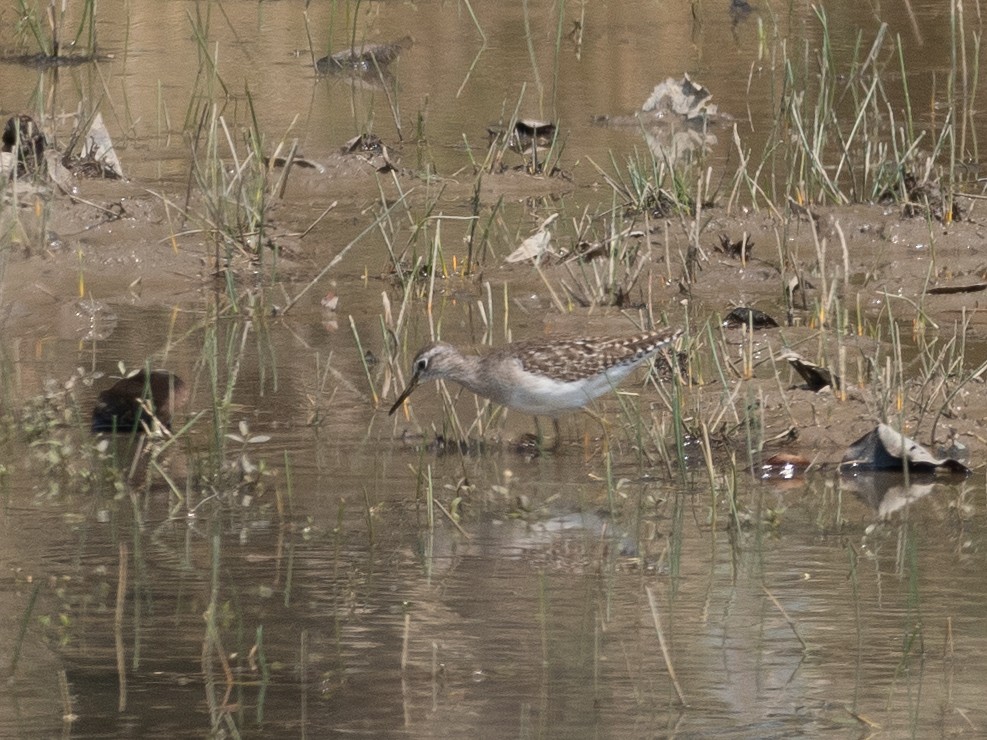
[18,368,136,498]
[179,7,307,298]
[574,5,979,321]
[183,99,277,292]
[195,311,268,491]
[560,196,658,309]
[16,315,289,717]
[575,6,976,322]
[14,0,98,62]
[734,6,973,215]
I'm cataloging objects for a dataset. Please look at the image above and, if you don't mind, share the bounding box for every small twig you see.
[645,586,687,705]
[762,585,808,651]
[281,190,412,314]
[432,498,470,538]
[281,193,409,314]
[298,201,337,240]
[115,542,129,712]
[401,612,411,671]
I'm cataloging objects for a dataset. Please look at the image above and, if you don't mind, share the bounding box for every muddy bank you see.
[3,151,986,472]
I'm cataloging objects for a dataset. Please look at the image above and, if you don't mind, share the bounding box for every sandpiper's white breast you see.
[502,362,640,416]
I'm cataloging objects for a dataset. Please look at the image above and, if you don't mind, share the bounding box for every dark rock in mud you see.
[2,114,46,176]
[91,371,187,433]
[724,307,778,329]
[781,350,841,392]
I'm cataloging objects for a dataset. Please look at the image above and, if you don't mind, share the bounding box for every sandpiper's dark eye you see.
[415,358,428,372]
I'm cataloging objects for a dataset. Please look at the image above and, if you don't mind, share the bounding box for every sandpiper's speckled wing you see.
[504,328,681,382]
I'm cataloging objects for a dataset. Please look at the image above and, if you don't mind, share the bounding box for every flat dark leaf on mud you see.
[926,283,987,295]
[265,154,326,174]
[840,423,970,473]
[724,307,778,329]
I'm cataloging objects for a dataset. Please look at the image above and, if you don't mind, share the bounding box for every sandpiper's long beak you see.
[388,373,421,415]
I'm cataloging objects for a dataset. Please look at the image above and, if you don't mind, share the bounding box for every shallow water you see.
[3,435,984,736]
[2,0,987,737]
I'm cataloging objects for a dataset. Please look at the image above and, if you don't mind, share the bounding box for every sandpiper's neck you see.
[442,351,484,388]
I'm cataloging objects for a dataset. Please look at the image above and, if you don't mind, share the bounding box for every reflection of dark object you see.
[730,0,754,20]
[717,233,753,260]
[0,52,96,68]
[841,471,940,518]
[724,307,778,329]
[512,432,543,456]
[759,452,810,480]
[427,434,485,456]
[840,424,969,473]
[781,350,840,391]
[2,115,46,175]
[315,37,412,77]
[927,282,987,295]
[92,371,188,433]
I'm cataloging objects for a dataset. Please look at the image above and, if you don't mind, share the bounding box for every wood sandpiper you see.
[388,327,682,445]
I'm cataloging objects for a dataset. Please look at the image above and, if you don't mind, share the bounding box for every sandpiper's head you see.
[388,342,458,415]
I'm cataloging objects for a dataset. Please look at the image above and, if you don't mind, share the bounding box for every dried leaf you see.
[781,350,840,391]
[840,424,970,473]
[84,112,124,179]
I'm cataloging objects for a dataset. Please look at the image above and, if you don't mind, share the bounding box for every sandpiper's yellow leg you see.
[532,417,564,454]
